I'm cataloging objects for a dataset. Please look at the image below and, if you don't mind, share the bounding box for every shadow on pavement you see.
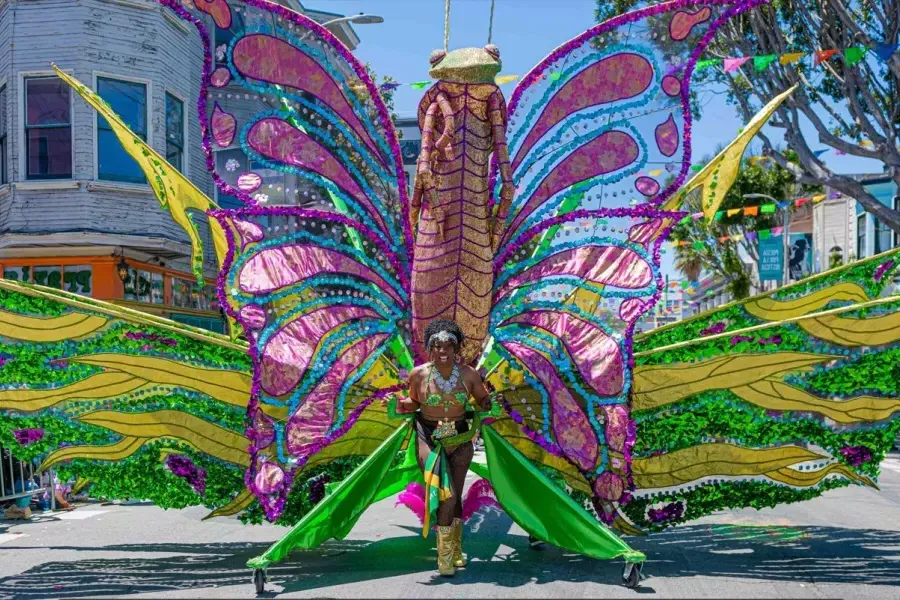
[2,516,900,597]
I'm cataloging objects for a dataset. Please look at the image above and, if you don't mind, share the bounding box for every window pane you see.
[123,267,136,300]
[27,127,72,178]
[856,214,866,258]
[875,218,892,254]
[3,266,30,283]
[97,78,146,134]
[26,78,70,126]
[895,197,900,249]
[165,93,183,147]
[166,93,184,172]
[214,148,248,209]
[136,270,152,303]
[98,78,147,183]
[98,129,144,183]
[33,265,62,289]
[172,278,188,307]
[63,265,92,296]
[151,272,164,304]
[166,146,183,171]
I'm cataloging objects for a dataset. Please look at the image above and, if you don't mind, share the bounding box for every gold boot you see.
[451,518,466,568]
[436,525,456,576]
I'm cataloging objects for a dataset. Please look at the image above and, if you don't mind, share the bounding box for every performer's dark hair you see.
[424,319,464,350]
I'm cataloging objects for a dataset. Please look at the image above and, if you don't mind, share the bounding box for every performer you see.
[392,319,494,576]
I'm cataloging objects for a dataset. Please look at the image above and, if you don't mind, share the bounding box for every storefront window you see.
[151,272,164,304]
[33,265,62,289]
[172,277,191,308]
[2,266,30,283]
[63,265,92,296]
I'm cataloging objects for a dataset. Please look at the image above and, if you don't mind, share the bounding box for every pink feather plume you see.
[462,478,503,522]
[394,482,426,524]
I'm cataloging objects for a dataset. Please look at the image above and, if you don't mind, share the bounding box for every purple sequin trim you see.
[839,446,872,467]
[499,396,566,458]
[125,331,178,347]
[873,260,895,282]
[13,429,45,446]
[165,454,207,495]
[700,321,727,336]
[648,500,684,523]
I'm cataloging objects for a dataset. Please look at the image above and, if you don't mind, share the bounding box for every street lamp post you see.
[743,192,790,287]
[299,13,384,41]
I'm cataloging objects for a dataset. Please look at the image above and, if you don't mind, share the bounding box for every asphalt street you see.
[2,451,900,599]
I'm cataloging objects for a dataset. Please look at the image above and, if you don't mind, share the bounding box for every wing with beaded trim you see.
[627,252,900,531]
[482,0,767,529]
[164,0,415,521]
[0,279,257,520]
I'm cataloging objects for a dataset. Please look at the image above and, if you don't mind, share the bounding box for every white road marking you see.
[0,533,26,544]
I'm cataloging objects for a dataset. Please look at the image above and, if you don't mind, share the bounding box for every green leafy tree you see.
[597,0,900,232]
[670,150,812,299]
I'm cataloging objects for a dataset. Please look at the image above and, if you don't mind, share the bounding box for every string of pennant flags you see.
[670,192,842,247]
[379,42,899,92]
[692,43,900,73]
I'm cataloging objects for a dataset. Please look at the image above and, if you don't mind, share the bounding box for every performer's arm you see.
[397,367,424,414]
[462,366,493,411]
[488,90,514,253]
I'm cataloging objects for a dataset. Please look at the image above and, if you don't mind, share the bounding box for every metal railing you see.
[1,446,54,511]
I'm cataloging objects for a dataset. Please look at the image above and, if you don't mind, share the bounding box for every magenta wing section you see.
[161,0,414,522]
[488,0,765,527]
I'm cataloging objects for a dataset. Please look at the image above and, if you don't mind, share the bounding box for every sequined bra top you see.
[422,364,469,410]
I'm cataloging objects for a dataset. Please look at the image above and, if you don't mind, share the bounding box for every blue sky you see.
[324,0,882,277]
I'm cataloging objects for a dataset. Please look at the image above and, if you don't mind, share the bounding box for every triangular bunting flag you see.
[724,57,751,73]
[696,58,722,70]
[760,204,777,214]
[779,52,805,65]
[410,81,431,90]
[753,55,778,71]
[845,47,867,66]
[759,229,771,240]
[726,208,741,217]
[495,74,519,85]
[873,44,899,62]
[814,49,839,65]
[812,194,826,203]
[744,206,759,216]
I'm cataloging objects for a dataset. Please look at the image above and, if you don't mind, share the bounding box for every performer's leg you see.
[444,442,474,568]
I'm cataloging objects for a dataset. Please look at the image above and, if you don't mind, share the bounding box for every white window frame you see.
[164,88,188,175]
[92,71,152,184]
[18,69,75,182]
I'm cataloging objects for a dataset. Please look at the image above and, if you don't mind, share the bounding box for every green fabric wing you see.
[248,422,412,570]
[482,425,645,563]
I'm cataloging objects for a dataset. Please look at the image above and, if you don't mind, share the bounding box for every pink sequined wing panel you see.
[487,0,766,526]
[163,0,411,259]
[164,0,413,522]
